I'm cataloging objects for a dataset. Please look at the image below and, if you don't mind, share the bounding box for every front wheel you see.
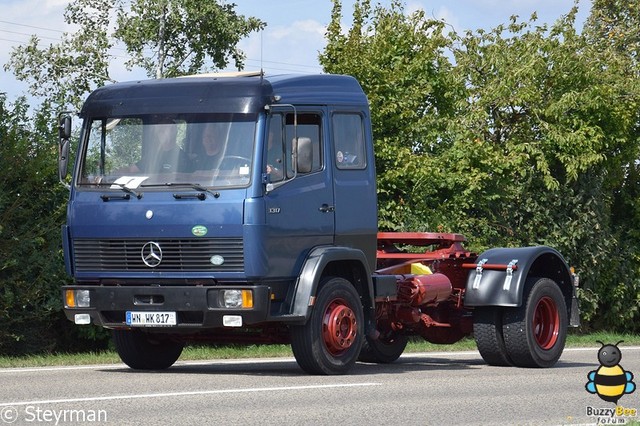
[291,277,364,375]
[502,277,568,368]
[112,330,184,370]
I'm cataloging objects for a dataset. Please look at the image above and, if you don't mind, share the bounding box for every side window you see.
[267,112,323,181]
[333,113,366,170]
[266,114,285,182]
[284,113,322,177]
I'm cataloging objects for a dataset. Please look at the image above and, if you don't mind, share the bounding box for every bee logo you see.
[586,341,636,404]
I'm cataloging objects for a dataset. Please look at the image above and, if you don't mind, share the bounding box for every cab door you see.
[330,110,377,271]
[262,109,335,277]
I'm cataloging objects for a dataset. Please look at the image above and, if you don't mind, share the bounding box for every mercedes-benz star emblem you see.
[141,242,162,268]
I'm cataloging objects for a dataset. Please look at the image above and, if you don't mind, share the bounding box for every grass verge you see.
[0,331,638,369]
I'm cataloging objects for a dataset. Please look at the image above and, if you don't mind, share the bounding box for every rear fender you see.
[464,246,574,310]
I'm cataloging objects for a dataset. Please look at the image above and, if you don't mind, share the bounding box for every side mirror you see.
[294,137,312,174]
[58,115,72,188]
[59,115,72,140]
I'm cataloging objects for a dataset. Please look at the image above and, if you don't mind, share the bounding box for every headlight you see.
[65,289,90,308]
[219,290,253,308]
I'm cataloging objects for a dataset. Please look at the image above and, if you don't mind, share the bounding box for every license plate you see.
[126,311,177,327]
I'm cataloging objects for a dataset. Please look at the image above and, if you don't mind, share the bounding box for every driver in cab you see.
[189,123,225,172]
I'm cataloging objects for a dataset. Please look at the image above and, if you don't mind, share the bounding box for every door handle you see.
[319,204,335,213]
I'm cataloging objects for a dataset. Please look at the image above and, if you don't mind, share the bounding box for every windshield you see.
[77,113,256,190]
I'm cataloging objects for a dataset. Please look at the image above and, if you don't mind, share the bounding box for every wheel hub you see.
[533,296,560,350]
[322,298,357,355]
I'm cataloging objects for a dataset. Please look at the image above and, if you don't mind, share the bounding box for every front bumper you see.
[62,285,272,329]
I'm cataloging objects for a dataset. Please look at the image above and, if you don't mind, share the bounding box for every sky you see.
[0,0,592,103]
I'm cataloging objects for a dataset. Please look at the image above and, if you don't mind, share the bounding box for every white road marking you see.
[0,383,382,407]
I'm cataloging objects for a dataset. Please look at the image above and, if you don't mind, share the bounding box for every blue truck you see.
[58,72,580,374]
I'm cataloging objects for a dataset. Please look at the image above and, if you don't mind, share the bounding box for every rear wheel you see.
[291,277,364,375]
[473,307,512,366]
[113,329,184,370]
[502,277,567,368]
[359,331,408,364]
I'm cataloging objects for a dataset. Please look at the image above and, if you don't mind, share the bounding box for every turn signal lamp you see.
[65,289,90,308]
[242,290,253,308]
[219,290,253,308]
[570,267,580,287]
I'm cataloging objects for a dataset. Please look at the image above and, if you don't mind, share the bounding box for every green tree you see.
[0,95,79,354]
[115,0,265,79]
[321,0,457,231]
[585,0,640,64]
[579,0,640,329]
[4,0,264,109]
[5,0,114,108]
[322,0,640,331]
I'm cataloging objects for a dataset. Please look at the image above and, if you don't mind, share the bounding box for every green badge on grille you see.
[192,225,208,237]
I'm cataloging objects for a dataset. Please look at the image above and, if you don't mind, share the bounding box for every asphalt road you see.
[0,346,638,425]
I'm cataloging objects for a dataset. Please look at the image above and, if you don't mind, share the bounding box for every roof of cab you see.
[266,73,368,105]
[80,73,368,117]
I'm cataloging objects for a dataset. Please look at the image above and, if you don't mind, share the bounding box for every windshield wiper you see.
[82,181,143,199]
[110,182,143,199]
[143,182,221,199]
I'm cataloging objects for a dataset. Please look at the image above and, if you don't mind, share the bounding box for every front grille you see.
[73,238,244,272]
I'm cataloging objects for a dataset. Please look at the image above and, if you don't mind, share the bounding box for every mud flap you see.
[570,294,581,327]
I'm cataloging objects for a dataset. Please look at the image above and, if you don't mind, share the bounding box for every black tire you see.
[113,329,184,370]
[359,331,408,363]
[473,307,512,366]
[290,277,364,375]
[502,277,568,368]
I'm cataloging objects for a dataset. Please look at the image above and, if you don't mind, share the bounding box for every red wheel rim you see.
[322,298,357,355]
[533,296,560,350]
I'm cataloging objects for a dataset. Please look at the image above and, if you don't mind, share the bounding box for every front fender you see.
[464,246,573,308]
[291,246,374,322]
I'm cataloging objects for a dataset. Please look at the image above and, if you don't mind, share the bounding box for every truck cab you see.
[60,73,379,372]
